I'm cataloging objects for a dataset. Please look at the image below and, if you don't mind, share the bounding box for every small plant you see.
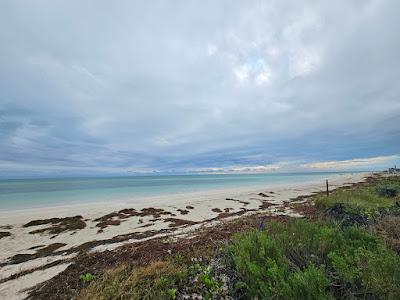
[80,273,95,283]
[198,271,222,291]
[166,288,177,299]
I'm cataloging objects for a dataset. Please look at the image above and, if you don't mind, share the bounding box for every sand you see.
[0,172,370,299]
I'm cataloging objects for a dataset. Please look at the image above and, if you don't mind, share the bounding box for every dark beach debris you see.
[225,198,250,206]
[211,208,222,213]
[25,216,86,235]
[276,207,286,213]
[290,202,319,219]
[112,228,173,242]
[139,207,173,218]
[95,211,124,231]
[258,192,270,197]
[9,243,67,264]
[27,245,45,250]
[139,223,153,228]
[3,205,272,274]
[0,258,69,285]
[95,212,120,223]
[163,218,198,228]
[259,201,275,210]
[0,224,12,230]
[96,220,121,232]
[290,195,306,202]
[94,207,174,231]
[177,209,190,215]
[0,231,11,239]
[212,208,257,221]
[186,205,195,210]
[0,226,179,270]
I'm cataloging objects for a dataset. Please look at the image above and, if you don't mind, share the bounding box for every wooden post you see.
[326,179,329,197]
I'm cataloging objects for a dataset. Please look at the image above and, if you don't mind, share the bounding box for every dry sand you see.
[0,172,370,299]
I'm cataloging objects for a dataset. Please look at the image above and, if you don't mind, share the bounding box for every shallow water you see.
[0,172,357,210]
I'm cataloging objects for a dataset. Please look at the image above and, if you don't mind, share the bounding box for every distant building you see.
[388,166,400,174]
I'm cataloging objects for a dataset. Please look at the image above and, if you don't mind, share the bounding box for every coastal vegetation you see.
[34,175,400,299]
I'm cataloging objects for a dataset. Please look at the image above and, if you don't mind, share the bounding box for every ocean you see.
[0,172,355,210]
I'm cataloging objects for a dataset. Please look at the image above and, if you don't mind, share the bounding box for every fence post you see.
[326,179,329,197]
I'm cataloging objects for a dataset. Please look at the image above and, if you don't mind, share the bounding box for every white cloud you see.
[302,155,400,170]
[207,44,217,56]
[191,163,285,174]
[233,64,250,82]
[255,69,271,85]
[290,47,322,76]
[0,1,399,177]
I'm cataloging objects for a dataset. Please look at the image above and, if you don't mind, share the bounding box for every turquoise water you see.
[0,172,353,210]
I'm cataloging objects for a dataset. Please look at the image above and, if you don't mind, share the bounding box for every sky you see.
[0,0,399,178]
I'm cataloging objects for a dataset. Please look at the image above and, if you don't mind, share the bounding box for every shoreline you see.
[0,172,371,299]
[0,172,368,224]
[0,171,366,212]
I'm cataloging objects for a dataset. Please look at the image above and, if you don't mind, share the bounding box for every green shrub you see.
[229,231,287,298]
[376,177,400,198]
[228,228,332,299]
[376,186,398,197]
[284,264,331,300]
[228,220,400,299]
[377,177,400,197]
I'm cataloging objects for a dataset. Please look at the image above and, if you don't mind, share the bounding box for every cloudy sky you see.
[0,0,399,178]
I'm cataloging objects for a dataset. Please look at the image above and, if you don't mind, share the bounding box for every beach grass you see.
[315,176,400,220]
[78,261,185,300]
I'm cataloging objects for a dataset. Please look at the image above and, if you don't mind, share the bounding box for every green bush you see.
[228,228,333,299]
[376,178,400,198]
[376,186,398,197]
[228,220,400,299]
[285,264,330,300]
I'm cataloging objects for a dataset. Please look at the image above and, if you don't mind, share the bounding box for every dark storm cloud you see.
[0,0,399,177]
